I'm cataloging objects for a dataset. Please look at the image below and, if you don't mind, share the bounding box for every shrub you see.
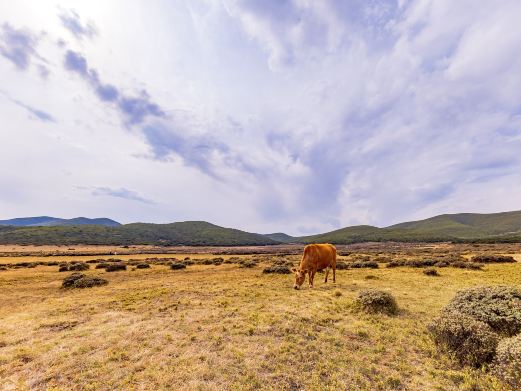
[62,273,85,288]
[240,260,257,268]
[0,266,7,271]
[349,261,378,269]
[73,276,108,288]
[170,262,186,270]
[262,265,291,274]
[68,263,89,271]
[451,261,482,270]
[428,313,499,367]
[354,289,398,315]
[105,263,127,272]
[423,268,439,276]
[471,255,516,264]
[493,334,521,388]
[442,286,521,336]
[58,265,69,272]
[95,263,109,269]
[136,263,150,269]
[182,259,195,266]
[271,258,292,267]
[335,261,349,270]
[62,273,108,289]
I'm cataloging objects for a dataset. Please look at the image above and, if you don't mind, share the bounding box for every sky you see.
[1,0,521,236]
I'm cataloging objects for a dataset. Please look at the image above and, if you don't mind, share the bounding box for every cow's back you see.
[302,243,336,270]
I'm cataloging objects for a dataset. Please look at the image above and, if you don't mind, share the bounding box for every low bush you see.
[335,261,349,270]
[349,261,378,269]
[451,261,482,270]
[471,255,516,264]
[262,265,291,274]
[170,262,187,270]
[68,263,89,271]
[62,273,108,289]
[442,286,521,336]
[62,273,85,287]
[182,259,195,266]
[105,263,127,272]
[354,289,398,315]
[136,263,150,269]
[428,313,499,367]
[493,334,521,388]
[73,276,108,288]
[423,268,439,276]
[95,263,109,269]
[240,260,257,268]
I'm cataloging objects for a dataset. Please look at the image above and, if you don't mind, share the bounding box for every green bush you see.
[62,273,85,287]
[451,261,482,270]
[428,313,499,367]
[349,261,378,269]
[73,276,108,288]
[136,263,150,269]
[68,263,89,271]
[262,265,291,274]
[354,289,398,315]
[240,260,257,268]
[493,334,521,388]
[442,286,521,336]
[335,261,349,270]
[423,268,439,276]
[471,255,516,264]
[170,262,186,270]
[105,263,127,272]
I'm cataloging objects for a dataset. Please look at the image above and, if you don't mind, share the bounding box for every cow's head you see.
[292,268,307,289]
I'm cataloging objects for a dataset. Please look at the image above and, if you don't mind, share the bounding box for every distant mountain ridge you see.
[2,210,521,245]
[0,216,121,227]
[298,210,521,244]
[0,221,277,246]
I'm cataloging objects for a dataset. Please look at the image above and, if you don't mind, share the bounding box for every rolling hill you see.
[0,221,278,246]
[0,216,121,227]
[263,232,296,243]
[298,210,521,244]
[2,210,521,245]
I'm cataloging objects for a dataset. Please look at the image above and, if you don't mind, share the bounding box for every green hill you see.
[3,210,521,246]
[263,233,296,243]
[0,216,121,227]
[298,211,521,244]
[0,221,277,246]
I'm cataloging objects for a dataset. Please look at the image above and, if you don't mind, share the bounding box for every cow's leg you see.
[324,267,330,283]
[309,271,315,288]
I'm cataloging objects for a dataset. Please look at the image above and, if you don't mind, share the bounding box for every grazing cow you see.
[292,243,337,289]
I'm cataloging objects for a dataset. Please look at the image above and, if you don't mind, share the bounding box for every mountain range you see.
[2,210,521,245]
[0,216,121,227]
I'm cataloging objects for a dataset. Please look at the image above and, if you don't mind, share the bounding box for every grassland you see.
[1,244,520,390]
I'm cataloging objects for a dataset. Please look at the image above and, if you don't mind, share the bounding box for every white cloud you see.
[1,0,521,235]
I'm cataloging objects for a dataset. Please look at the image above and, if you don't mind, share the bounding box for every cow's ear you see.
[302,268,309,273]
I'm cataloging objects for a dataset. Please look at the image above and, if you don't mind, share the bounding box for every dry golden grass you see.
[1,249,521,390]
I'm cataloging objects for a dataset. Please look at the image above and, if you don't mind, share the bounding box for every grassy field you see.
[1,245,520,390]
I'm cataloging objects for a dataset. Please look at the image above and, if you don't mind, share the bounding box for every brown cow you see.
[292,243,337,289]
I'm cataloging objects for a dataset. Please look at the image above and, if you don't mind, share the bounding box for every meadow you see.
[1,243,520,390]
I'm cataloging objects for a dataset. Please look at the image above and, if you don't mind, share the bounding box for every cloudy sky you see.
[1,0,521,235]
